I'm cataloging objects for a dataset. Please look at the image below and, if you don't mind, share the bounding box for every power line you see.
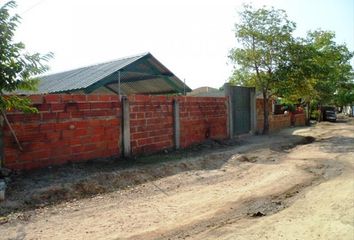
[21,0,46,15]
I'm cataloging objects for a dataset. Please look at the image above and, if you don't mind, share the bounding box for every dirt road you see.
[1,119,353,239]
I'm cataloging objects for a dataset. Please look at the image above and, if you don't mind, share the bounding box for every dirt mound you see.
[0,153,234,216]
[1,135,317,216]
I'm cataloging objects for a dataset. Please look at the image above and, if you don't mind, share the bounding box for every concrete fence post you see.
[224,83,234,139]
[173,99,180,150]
[122,96,131,157]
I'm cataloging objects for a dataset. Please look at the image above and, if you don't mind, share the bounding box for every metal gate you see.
[225,85,255,136]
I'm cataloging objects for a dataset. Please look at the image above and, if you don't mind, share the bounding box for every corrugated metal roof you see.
[31,52,191,95]
[37,53,147,93]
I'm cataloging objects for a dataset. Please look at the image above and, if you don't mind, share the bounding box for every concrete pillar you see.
[250,87,257,134]
[224,83,234,139]
[122,97,131,157]
[173,99,180,149]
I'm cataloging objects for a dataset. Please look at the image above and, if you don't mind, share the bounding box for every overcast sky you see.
[11,0,354,90]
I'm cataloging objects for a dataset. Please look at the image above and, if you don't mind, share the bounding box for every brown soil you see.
[0,118,353,240]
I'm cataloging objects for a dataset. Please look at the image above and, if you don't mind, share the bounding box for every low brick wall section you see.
[3,95,121,170]
[3,94,228,170]
[256,99,305,133]
[129,95,174,155]
[128,95,228,154]
[257,114,291,133]
[179,97,228,148]
[294,113,306,126]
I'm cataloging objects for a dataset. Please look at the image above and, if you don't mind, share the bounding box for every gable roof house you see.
[29,52,191,95]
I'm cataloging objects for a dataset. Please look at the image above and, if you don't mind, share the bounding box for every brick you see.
[133,95,150,102]
[45,132,61,142]
[72,95,87,102]
[22,113,41,122]
[137,137,153,146]
[130,119,146,127]
[90,102,112,109]
[51,103,66,112]
[84,110,107,117]
[44,95,61,103]
[58,112,71,119]
[84,144,97,151]
[61,94,74,102]
[65,102,79,112]
[74,129,88,135]
[77,103,90,110]
[87,95,100,101]
[28,95,44,104]
[56,122,70,130]
[34,103,51,112]
[111,101,120,108]
[131,132,148,139]
[71,145,85,153]
[7,113,25,123]
[136,112,144,119]
[62,130,74,138]
[31,150,51,160]
[98,95,111,101]
[71,111,85,119]
[41,112,58,121]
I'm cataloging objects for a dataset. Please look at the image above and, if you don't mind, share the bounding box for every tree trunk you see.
[262,91,269,134]
[306,101,311,126]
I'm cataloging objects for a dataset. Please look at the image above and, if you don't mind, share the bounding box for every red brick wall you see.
[294,113,306,126]
[3,95,121,170]
[256,99,305,133]
[128,95,229,154]
[129,95,174,155]
[179,97,228,148]
[3,94,228,170]
[257,114,291,133]
[2,94,306,170]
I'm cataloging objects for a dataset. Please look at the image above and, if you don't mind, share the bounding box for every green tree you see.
[307,31,353,105]
[229,5,296,134]
[0,1,52,113]
[334,82,354,110]
[276,30,353,121]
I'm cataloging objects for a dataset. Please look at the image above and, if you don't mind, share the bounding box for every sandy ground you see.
[0,118,353,240]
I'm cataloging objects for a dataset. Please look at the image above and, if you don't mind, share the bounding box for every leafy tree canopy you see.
[229,4,296,133]
[229,5,354,130]
[0,1,52,113]
[276,30,353,106]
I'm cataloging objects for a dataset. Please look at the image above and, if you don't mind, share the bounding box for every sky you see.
[7,0,354,90]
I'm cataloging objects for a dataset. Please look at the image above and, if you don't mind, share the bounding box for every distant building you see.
[188,86,224,97]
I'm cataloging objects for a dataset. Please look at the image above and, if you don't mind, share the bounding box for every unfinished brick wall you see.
[129,95,174,155]
[256,99,305,133]
[3,95,121,170]
[294,113,306,126]
[128,95,229,154]
[2,93,306,170]
[2,94,229,170]
[179,97,228,148]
